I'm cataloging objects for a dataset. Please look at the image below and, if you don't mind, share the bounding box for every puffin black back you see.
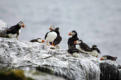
[79,40,91,51]
[7,24,21,34]
[53,27,62,46]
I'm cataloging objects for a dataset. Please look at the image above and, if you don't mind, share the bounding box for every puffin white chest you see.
[90,50,99,57]
[19,29,21,34]
[76,45,82,51]
[8,33,17,38]
[76,45,87,53]
[37,39,42,43]
[8,29,21,38]
[46,32,57,42]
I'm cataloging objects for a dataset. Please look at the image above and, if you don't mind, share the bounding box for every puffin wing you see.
[30,39,36,42]
[53,35,62,46]
[45,32,49,39]
[97,48,101,54]
[6,25,17,34]
[80,42,91,51]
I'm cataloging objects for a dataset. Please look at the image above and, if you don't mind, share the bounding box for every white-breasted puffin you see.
[100,55,117,61]
[6,21,25,39]
[74,40,91,54]
[45,26,57,46]
[45,26,62,48]
[30,38,45,43]
[67,30,80,54]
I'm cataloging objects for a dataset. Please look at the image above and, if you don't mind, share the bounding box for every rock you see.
[118,69,121,80]
[0,37,100,80]
[0,20,120,80]
[100,60,120,80]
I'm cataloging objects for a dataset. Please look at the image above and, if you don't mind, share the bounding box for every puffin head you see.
[68,30,77,37]
[18,21,25,28]
[37,38,45,43]
[55,27,59,31]
[74,40,82,45]
[92,45,97,48]
[49,25,55,31]
[100,55,117,61]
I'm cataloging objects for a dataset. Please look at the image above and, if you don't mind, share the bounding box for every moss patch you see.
[0,69,33,80]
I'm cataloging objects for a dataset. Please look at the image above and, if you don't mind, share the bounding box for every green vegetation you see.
[0,69,33,80]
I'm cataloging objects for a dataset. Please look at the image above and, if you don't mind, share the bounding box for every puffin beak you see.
[68,32,72,36]
[49,27,53,31]
[100,57,104,60]
[41,40,45,43]
[74,41,77,44]
[21,24,25,28]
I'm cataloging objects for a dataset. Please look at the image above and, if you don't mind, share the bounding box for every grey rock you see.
[0,37,100,80]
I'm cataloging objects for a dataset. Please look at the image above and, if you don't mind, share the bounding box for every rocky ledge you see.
[0,20,121,80]
[0,37,120,80]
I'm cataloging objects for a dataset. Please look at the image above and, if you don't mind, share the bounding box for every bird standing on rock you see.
[68,30,79,49]
[45,26,62,49]
[6,21,25,39]
[45,25,57,46]
[67,30,80,54]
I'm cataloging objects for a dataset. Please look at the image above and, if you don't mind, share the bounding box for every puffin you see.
[67,30,80,54]
[100,55,117,61]
[45,26,62,48]
[74,40,101,57]
[30,38,45,43]
[45,25,57,46]
[6,21,25,39]
[74,40,91,54]
[68,30,79,49]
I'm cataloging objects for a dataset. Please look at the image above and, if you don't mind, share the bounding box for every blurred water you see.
[0,0,121,64]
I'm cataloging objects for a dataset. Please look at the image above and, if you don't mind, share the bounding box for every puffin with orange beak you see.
[100,55,117,61]
[68,30,79,49]
[30,38,45,43]
[6,21,25,39]
[45,25,57,46]
[67,30,80,54]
